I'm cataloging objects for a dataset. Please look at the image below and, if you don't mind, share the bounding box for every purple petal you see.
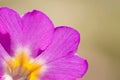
[41,55,88,80]
[22,10,54,57]
[0,7,22,56]
[0,44,11,78]
[0,33,11,55]
[0,44,11,61]
[36,26,80,62]
[0,57,4,79]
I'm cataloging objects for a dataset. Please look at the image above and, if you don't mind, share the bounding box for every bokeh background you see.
[0,0,120,80]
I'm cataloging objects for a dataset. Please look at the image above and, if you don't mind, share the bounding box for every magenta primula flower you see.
[0,7,88,80]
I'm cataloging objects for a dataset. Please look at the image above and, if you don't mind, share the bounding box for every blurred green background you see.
[0,0,120,80]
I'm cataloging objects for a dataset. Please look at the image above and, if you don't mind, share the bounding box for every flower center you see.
[4,50,41,80]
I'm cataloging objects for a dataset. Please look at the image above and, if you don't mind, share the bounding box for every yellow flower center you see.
[5,50,41,80]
